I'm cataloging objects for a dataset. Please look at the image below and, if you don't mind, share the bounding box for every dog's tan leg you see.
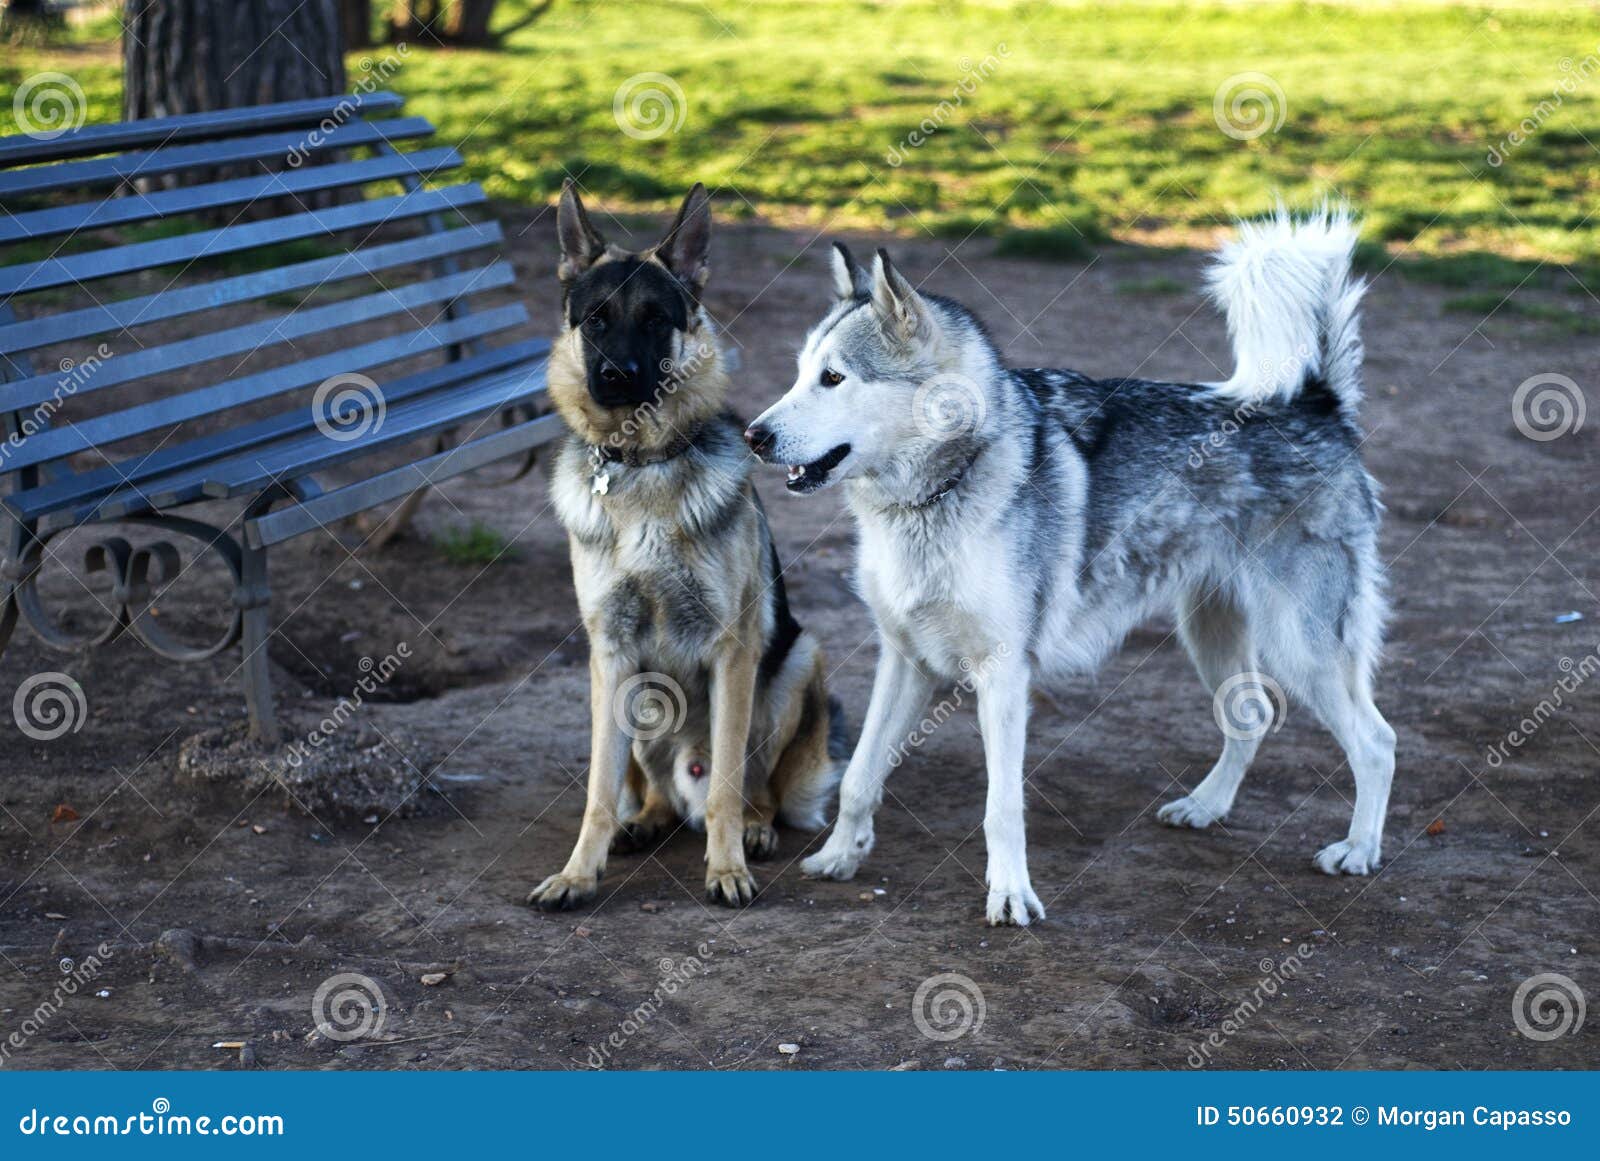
[529,650,633,910]
[613,770,680,854]
[705,644,759,905]
[742,787,779,861]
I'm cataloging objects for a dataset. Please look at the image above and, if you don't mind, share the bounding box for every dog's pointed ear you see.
[656,183,712,295]
[830,241,870,300]
[557,180,606,283]
[870,248,933,345]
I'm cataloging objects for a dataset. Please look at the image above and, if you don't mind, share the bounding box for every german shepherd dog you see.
[745,208,1395,925]
[529,183,843,910]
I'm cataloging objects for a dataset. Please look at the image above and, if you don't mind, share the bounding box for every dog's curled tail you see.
[1205,202,1366,414]
[776,695,849,832]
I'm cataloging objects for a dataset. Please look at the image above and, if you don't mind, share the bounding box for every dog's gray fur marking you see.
[750,206,1396,926]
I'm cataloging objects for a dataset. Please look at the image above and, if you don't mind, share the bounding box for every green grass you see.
[4,0,1599,268]
[1443,291,1600,333]
[433,522,516,567]
[1117,275,1190,296]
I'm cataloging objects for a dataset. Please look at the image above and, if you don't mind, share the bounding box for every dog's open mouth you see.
[785,443,851,494]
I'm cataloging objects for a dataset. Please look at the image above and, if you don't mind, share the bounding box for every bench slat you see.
[0,222,502,355]
[0,116,435,198]
[6,339,550,523]
[0,183,486,296]
[0,93,405,168]
[0,146,462,244]
[96,358,550,521]
[0,262,514,411]
[247,411,562,550]
[2,305,526,472]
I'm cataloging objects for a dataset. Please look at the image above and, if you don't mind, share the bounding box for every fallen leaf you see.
[51,805,80,823]
[1426,818,1446,837]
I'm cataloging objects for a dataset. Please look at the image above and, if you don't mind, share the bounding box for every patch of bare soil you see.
[1,212,1596,1070]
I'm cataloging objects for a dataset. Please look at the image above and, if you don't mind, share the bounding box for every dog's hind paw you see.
[527,871,600,911]
[1313,839,1380,876]
[985,883,1046,927]
[1157,795,1226,830]
[743,821,779,860]
[611,816,672,855]
[706,865,758,907]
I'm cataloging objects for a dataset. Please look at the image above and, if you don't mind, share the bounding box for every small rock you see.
[420,972,449,987]
[943,1056,966,1070]
[777,1043,800,1055]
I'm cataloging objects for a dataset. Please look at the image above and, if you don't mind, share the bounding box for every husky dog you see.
[745,208,1395,926]
[529,182,843,910]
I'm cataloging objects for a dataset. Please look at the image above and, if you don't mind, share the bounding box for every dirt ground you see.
[2,207,1597,1071]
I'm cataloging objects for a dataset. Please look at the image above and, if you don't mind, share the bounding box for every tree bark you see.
[340,0,372,49]
[123,0,346,122]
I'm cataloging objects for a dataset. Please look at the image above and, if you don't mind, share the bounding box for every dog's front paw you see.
[705,864,758,907]
[1314,839,1380,876]
[985,881,1046,927]
[527,871,599,911]
[743,821,779,860]
[800,829,871,880]
[1157,794,1226,830]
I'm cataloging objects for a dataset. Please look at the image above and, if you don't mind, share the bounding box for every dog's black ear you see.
[557,179,606,283]
[870,248,933,345]
[830,242,870,300]
[656,183,712,295]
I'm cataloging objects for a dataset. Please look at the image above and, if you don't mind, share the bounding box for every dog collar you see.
[901,445,982,510]
[586,427,700,495]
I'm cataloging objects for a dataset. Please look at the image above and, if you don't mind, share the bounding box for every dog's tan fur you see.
[528,184,841,910]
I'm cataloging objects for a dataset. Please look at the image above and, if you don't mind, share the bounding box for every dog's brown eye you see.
[820,368,844,387]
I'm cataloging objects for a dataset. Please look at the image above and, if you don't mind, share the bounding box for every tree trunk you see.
[123,0,346,122]
[445,0,496,44]
[340,0,372,49]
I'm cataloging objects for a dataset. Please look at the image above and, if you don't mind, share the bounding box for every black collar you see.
[590,426,699,469]
[898,445,982,511]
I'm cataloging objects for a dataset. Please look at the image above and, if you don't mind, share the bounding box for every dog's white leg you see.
[1305,673,1395,876]
[801,638,936,881]
[974,652,1045,926]
[1160,590,1263,829]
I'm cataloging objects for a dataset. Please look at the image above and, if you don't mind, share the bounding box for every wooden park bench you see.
[0,91,560,743]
